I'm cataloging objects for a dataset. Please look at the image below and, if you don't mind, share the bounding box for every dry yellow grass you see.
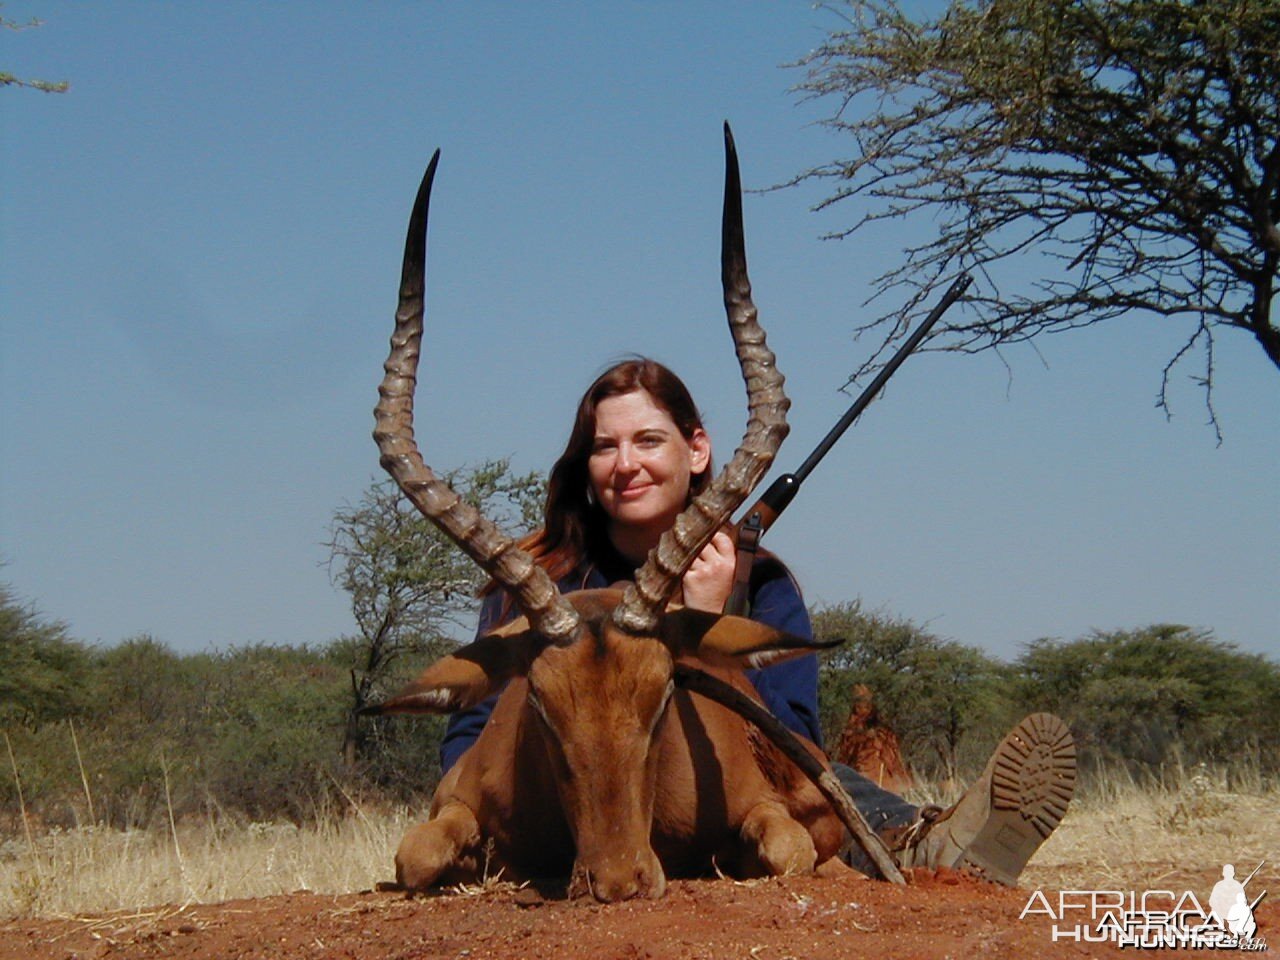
[1023,767,1278,893]
[0,808,417,918]
[3,768,1275,919]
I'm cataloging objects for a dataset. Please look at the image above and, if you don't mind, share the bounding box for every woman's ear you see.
[689,428,711,476]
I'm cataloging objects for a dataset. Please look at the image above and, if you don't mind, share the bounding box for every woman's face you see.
[587,389,710,544]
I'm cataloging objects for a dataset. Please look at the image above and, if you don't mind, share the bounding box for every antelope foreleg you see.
[739,801,817,877]
[395,801,482,891]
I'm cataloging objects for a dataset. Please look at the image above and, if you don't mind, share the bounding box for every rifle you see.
[723,273,972,616]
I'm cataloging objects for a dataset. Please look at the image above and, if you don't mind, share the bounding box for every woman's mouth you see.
[617,483,654,501]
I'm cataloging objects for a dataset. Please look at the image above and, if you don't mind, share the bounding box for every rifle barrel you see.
[793,273,971,485]
[720,275,971,618]
[733,274,972,534]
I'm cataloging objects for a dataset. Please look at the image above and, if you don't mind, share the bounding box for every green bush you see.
[4,582,1275,831]
[0,585,91,727]
[1015,625,1280,776]
[0,597,442,827]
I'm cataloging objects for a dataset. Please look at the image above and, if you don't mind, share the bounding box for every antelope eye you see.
[526,689,550,725]
[527,686,558,732]
[648,680,676,737]
[661,679,675,709]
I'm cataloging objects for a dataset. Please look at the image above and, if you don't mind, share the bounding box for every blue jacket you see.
[439,545,821,772]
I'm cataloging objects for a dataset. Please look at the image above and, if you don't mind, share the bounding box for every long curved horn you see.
[374,152,583,646]
[612,123,790,635]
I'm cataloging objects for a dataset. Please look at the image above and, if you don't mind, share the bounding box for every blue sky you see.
[2,2,1276,661]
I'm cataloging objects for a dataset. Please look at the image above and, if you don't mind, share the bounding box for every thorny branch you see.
[789,0,1278,438]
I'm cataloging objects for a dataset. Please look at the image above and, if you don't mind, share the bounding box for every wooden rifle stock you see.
[723,274,972,616]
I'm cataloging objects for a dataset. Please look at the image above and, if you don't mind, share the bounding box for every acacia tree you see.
[2,13,69,93]
[0,583,88,726]
[326,460,543,767]
[1015,624,1280,772]
[792,0,1278,435]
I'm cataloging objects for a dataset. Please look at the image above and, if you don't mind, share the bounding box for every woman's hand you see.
[681,530,736,613]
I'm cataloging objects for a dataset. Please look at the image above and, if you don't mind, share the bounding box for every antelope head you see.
[367,125,808,901]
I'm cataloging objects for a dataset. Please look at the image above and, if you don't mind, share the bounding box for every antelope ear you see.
[662,609,843,669]
[361,618,544,715]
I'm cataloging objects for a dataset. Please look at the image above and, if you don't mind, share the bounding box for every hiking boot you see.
[885,713,1076,885]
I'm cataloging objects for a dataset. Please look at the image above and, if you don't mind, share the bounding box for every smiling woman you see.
[589,388,711,552]
[445,354,823,764]
[525,359,713,591]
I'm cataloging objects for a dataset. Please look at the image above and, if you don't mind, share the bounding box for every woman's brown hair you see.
[486,358,711,593]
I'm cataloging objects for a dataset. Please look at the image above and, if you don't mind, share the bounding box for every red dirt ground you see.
[4,867,1274,960]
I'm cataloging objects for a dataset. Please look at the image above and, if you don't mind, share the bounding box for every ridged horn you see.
[374,152,583,647]
[611,123,790,635]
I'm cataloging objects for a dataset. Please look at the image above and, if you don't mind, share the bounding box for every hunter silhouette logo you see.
[1021,859,1268,950]
[1209,862,1265,942]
